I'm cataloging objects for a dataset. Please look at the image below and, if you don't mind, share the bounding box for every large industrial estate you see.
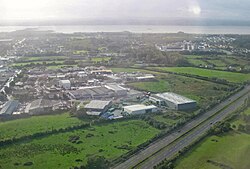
[0,64,196,119]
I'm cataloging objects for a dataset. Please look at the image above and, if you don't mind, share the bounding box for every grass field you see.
[91,57,111,62]
[129,80,171,93]
[0,113,88,141]
[175,133,250,169]
[21,56,67,61]
[187,58,207,66]
[112,67,231,108]
[184,55,250,71]
[153,115,180,126]
[152,67,250,83]
[73,50,88,55]
[0,120,160,169]
[176,107,250,169]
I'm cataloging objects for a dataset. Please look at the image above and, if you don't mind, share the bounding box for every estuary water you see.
[0,25,250,34]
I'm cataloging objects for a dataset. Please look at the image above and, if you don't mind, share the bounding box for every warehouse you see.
[123,104,158,115]
[0,100,19,115]
[149,92,196,110]
[27,99,62,115]
[85,100,112,116]
[68,86,115,100]
[105,84,127,96]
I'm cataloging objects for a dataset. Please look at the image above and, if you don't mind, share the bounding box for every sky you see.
[0,0,249,23]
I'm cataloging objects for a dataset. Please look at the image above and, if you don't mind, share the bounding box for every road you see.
[113,85,250,169]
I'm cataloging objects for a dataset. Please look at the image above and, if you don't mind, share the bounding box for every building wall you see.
[125,107,158,115]
[177,102,197,110]
[164,100,178,110]
[125,109,145,115]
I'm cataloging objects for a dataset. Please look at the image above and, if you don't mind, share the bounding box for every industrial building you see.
[58,80,71,90]
[68,86,115,100]
[27,99,62,115]
[149,92,196,110]
[105,84,127,97]
[84,100,112,116]
[136,74,155,81]
[0,100,19,115]
[123,104,158,115]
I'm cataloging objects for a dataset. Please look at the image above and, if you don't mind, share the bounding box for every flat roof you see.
[60,80,70,84]
[85,100,111,110]
[0,100,19,115]
[105,84,127,91]
[124,104,157,112]
[155,92,196,104]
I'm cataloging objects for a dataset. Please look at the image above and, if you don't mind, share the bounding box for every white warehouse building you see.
[58,80,71,90]
[123,104,158,115]
[149,92,196,110]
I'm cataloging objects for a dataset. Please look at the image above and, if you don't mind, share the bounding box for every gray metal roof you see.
[124,104,157,112]
[105,84,127,91]
[0,100,19,115]
[85,100,111,110]
[155,92,196,104]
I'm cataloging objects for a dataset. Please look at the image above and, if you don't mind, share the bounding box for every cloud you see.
[0,0,249,21]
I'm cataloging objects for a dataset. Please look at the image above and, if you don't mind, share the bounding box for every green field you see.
[187,58,207,66]
[129,80,171,93]
[0,120,160,169]
[0,113,88,141]
[153,115,180,126]
[91,57,111,62]
[176,107,250,169]
[114,67,231,108]
[73,50,88,55]
[21,56,67,61]
[184,55,250,71]
[152,67,250,83]
[176,133,250,169]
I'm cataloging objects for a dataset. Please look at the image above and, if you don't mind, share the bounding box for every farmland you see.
[175,107,250,169]
[0,113,88,142]
[0,120,160,169]
[175,133,250,169]
[184,55,250,71]
[151,67,250,83]
[91,57,111,62]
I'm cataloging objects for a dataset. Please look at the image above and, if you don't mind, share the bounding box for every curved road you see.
[113,85,250,169]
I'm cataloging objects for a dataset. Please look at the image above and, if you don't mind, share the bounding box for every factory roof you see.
[60,80,70,84]
[105,84,127,91]
[85,100,111,110]
[29,99,54,110]
[124,104,157,112]
[0,100,19,115]
[155,92,196,104]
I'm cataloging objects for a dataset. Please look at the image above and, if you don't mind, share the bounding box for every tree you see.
[85,156,109,169]
[238,124,245,132]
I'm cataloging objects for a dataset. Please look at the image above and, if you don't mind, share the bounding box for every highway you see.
[113,85,250,169]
